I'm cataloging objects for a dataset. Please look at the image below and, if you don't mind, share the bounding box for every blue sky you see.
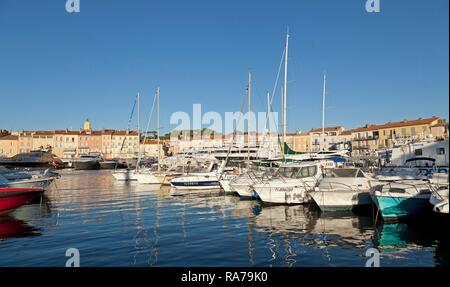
[0,0,448,134]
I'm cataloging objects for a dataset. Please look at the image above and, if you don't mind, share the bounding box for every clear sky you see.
[0,0,448,134]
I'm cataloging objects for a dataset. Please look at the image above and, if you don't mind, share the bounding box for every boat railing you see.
[319,181,362,192]
[375,181,434,196]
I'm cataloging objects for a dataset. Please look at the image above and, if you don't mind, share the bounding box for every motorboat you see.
[170,161,226,191]
[73,153,101,170]
[430,188,449,214]
[0,149,64,168]
[370,180,435,221]
[99,160,119,169]
[428,173,448,214]
[0,174,54,189]
[0,187,44,215]
[310,168,373,211]
[253,162,323,205]
[228,161,279,198]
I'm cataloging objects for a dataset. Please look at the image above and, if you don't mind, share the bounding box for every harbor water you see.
[0,170,447,267]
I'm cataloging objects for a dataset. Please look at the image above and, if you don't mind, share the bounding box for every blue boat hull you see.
[372,194,432,221]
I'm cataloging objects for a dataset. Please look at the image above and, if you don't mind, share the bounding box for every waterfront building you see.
[141,139,164,158]
[351,116,447,155]
[0,135,19,157]
[310,126,346,152]
[284,132,312,152]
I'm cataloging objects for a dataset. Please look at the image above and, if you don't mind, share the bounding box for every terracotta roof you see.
[111,130,139,136]
[310,126,344,133]
[33,131,55,135]
[374,116,440,129]
[54,130,80,135]
[351,116,441,133]
[340,131,353,136]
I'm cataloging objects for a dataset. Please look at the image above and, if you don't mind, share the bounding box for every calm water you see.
[0,170,447,267]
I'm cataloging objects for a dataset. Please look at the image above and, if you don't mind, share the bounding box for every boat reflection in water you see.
[254,204,375,266]
[373,220,448,267]
[0,216,39,239]
[0,170,445,267]
[0,194,55,240]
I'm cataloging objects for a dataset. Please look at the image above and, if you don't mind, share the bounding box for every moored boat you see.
[99,160,119,169]
[73,154,101,170]
[0,175,54,189]
[310,168,373,211]
[0,187,44,215]
[253,162,322,205]
[430,188,449,214]
[370,180,434,221]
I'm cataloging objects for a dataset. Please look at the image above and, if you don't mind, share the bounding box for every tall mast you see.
[137,92,141,171]
[157,86,161,171]
[322,73,326,151]
[247,71,251,161]
[266,92,270,132]
[283,31,289,153]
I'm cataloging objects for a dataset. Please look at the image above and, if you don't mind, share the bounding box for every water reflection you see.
[0,216,40,239]
[373,220,448,266]
[0,169,446,267]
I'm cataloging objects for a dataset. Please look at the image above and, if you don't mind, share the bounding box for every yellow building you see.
[0,135,19,158]
[351,116,447,155]
[285,132,312,152]
[141,139,164,158]
[32,131,54,151]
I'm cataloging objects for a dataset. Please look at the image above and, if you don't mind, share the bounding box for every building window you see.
[411,127,415,136]
[401,128,406,137]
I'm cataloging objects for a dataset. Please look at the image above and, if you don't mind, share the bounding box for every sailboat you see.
[135,87,165,185]
[112,93,141,181]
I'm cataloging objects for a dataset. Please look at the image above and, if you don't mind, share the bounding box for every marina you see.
[0,169,447,267]
[0,0,448,272]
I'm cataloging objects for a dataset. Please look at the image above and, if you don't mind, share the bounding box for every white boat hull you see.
[310,189,372,211]
[219,180,236,193]
[135,172,162,184]
[254,183,312,204]
[430,189,449,214]
[112,170,138,181]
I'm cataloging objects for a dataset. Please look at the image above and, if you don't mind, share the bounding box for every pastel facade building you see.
[351,116,447,155]
[0,135,19,158]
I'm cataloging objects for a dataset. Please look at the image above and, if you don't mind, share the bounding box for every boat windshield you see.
[298,165,318,178]
[326,168,365,178]
[275,167,300,179]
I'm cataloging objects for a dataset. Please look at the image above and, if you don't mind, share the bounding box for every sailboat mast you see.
[322,73,326,151]
[157,86,161,171]
[247,71,252,161]
[283,31,289,153]
[137,92,141,171]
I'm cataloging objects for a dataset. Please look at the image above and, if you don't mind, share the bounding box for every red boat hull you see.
[0,188,44,215]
